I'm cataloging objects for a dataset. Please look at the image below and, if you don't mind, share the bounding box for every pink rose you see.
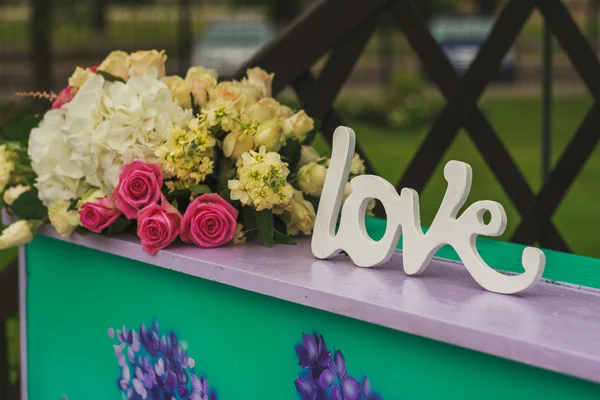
[51,85,76,109]
[79,198,121,234]
[89,65,98,73]
[181,194,239,248]
[113,161,163,219]
[137,200,181,255]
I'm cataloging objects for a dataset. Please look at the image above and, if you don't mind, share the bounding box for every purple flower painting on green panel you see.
[109,320,217,400]
[295,333,384,400]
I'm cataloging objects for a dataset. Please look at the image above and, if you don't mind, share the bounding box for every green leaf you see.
[97,70,126,83]
[274,230,296,245]
[74,226,92,236]
[219,188,231,202]
[255,209,274,247]
[0,114,42,142]
[106,217,131,237]
[170,199,179,209]
[279,139,302,170]
[10,188,47,220]
[303,118,322,146]
[67,198,79,211]
[217,158,236,192]
[189,184,212,195]
[243,206,257,233]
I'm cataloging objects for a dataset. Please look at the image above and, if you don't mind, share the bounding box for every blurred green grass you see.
[313,94,599,258]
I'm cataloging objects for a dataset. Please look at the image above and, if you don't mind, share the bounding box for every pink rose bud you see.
[79,198,121,234]
[51,85,76,109]
[89,65,98,73]
[113,161,163,219]
[137,200,182,255]
[181,193,239,248]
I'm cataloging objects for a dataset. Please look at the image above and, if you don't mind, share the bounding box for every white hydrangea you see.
[28,109,88,206]
[63,69,192,193]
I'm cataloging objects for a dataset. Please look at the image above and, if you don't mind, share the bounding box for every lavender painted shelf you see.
[22,227,600,391]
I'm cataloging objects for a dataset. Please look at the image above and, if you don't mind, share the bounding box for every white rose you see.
[282,110,314,142]
[3,185,30,206]
[162,75,193,109]
[298,145,320,168]
[128,50,167,78]
[48,200,80,237]
[0,220,33,249]
[297,162,327,197]
[254,120,284,152]
[245,67,274,98]
[98,50,130,81]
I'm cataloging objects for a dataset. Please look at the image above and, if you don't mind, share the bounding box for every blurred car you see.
[191,18,275,78]
[429,16,516,81]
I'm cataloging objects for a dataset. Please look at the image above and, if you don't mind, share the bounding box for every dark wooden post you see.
[379,13,394,86]
[31,0,53,93]
[178,0,192,76]
[0,321,7,400]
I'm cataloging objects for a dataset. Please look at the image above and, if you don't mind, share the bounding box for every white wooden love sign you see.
[311,126,545,294]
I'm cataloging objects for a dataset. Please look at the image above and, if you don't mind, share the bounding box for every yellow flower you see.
[279,105,294,118]
[228,147,294,211]
[155,119,216,188]
[0,145,16,193]
[297,162,327,197]
[254,120,284,152]
[202,98,238,131]
[3,184,30,206]
[281,190,316,236]
[68,66,95,88]
[245,67,274,98]
[282,110,314,142]
[185,66,218,106]
[98,50,130,81]
[128,50,167,78]
[233,223,247,245]
[0,220,34,248]
[162,76,193,109]
[48,200,80,237]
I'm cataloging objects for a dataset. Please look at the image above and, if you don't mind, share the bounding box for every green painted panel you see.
[365,218,600,289]
[26,236,600,400]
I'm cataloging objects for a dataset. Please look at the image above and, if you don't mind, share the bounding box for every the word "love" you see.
[311,126,545,294]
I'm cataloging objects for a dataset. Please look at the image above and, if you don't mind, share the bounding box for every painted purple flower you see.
[110,320,218,400]
[330,351,360,400]
[294,333,384,400]
[296,333,333,385]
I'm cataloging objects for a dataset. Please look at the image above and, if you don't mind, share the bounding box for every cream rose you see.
[3,185,30,206]
[128,50,167,78]
[254,120,284,152]
[298,145,320,168]
[246,98,281,123]
[0,220,34,249]
[98,50,130,81]
[282,110,314,142]
[48,200,80,237]
[185,66,218,106]
[162,76,193,109]
[246,67,274,98]
[350,153,366,175]
[282,190,316,236]
[223,131,256,161]
[297,162,327,197]
[68,67,95,88]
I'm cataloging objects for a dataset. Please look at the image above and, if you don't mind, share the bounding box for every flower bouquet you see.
[0,50,369,254]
